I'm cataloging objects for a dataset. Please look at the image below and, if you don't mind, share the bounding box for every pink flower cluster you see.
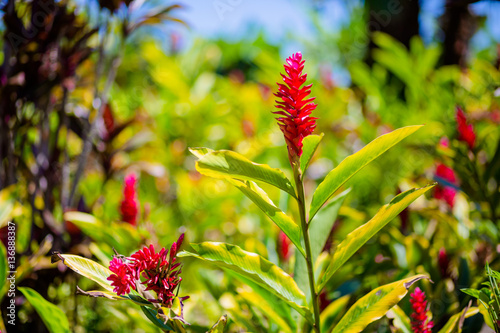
[107,234,187,306]
[274,52,317,164]
[410,287,433,333]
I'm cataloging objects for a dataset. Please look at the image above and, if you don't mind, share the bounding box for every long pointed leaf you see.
[227,179,304,257]
[320,295,350,333]
[318,185,433,291]
[309,125,422,222]
[437,307,479,333]
[178,242,313,323]
[51,253,114,292]
[301,134,324,174]
[332,275,428,333]
[190,149,296,198]
[19,287,70,333]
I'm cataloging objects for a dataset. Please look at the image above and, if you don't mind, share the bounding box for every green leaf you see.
[19,287,70,333]
[310,189,350,264]
[226,179,304,257]
[51,253,114,292]
[208,315,228,333]
[191,149,296,197]
[238,288,293,333]
[320,295,350,333]
[141,306,174,331]
[178,242,313,323]
[386,305,412,333]
[309,125,422,222]
[189,147,214,159]
[300,134,324,174]
[437,307,479,333]
[318,185,433,291]
[332,275,428,333]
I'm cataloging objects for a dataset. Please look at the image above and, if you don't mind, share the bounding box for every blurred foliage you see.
[0,0,499,332]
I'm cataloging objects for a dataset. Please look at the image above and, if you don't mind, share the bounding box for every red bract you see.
[107,257,136,295]
[277,231,291,262]
[410,287,433,333]
[434,163,457,208]
[107,234,188,308]
[274,52,317,165]
[438,248,450,278]
[120,173,139,225]
[456,107,476,149]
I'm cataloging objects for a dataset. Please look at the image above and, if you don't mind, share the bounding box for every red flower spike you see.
[107,257,136,295]
[277,231,292,262]
[438,248,450,278]
[434,163,458,208]
[410,287,433,333]
[456,107,476,149]
[120,173,139,225]
[274,52,317,165]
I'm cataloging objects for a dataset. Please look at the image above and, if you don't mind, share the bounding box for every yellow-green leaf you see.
[190,149,296,197]
[386,305,412,333]
[320,295,350,333]
[178,242,313,323]
[227,179,304,257]
[332,275,428,333]
[300,134,324,174]
[309,125,422,222]
[318,185,433,291]
[51,253,114,292]
[208,315,228,333]
[19,287,70,333]
[437,307,479,333]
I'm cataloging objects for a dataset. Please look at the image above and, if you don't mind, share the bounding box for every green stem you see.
[294,166,320,333]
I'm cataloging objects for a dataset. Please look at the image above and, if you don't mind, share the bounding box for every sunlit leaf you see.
[318,185,433,291]
[437,307,479,333]
[226,179,304,257]
[332,275,428,333]
[207,315,228,333]
[178,242,313,323]
[51,253,114,292]
[190,149,296,197]
[19,287,70,333]
[386,305,412,333]
[0,242,6,289]
[300,134,324,174]
[238,287,293,333]
[320,295,350,333]
[309,125,422,222]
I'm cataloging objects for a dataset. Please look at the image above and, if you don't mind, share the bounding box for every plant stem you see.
[294,167,320,333]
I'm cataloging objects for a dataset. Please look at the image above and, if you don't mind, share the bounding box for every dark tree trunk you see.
[440,0,478,68]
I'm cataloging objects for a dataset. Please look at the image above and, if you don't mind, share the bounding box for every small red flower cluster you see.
[456,107,476,150]
[107,234,187,306]
[434,163,457,208]
[120,173,139,225]
[274,52,317,164]
[410,287,433,333]
[438,248,450,278]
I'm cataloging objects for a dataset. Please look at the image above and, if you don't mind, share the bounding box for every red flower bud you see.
[120,173,139,225]
[274,52,317,165]
[456,107,476,149]
[277,231,292,262]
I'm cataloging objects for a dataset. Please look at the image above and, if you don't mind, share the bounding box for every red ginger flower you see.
[438,247,450,278]
[274,52,317,165]
[107,257,136,295]
[456,107,476,149]
[108,234,187,307]
[410,287,433,333]
[434,163,457,208]
[121,173,139,225]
